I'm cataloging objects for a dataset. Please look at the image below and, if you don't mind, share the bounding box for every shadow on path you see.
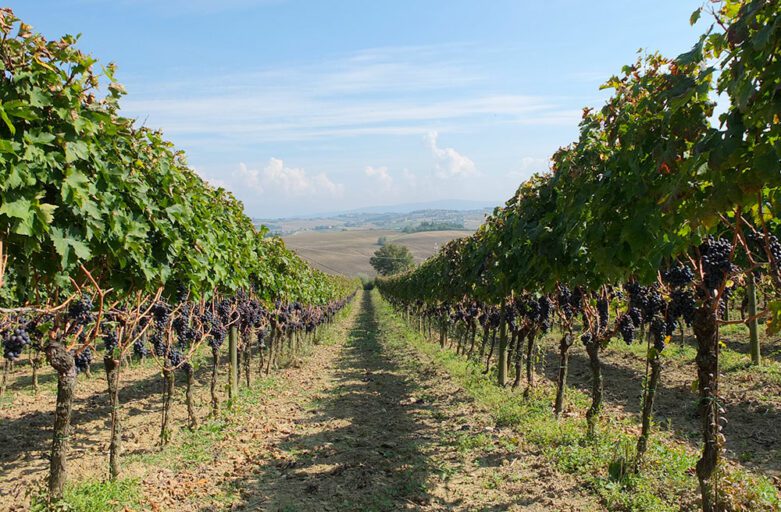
[232,291,438,511]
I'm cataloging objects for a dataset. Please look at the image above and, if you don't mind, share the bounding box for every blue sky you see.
[9,0,706,217]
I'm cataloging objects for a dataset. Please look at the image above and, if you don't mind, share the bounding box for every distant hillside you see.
[257,206,490,236]
[345,199,496,215]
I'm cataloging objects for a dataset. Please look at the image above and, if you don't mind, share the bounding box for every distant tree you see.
[370,244,414,276]
[377,236,387,246]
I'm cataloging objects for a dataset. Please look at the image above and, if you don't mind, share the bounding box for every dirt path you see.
[175,290,601,511]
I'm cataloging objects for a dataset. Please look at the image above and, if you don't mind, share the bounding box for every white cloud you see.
[234,159,343,198]
[364,166,393,190]
[120,45,571,144]
[425,131,477,178]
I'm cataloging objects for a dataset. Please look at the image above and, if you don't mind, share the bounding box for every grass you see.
[30,478,143,512]
[374,291,781,512]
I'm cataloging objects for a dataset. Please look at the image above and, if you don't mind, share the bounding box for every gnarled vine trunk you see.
[467,323,477,357]
[104,355,122,479]
[692,304,721,512]
[584,338,603,438]
[506,330,518,379]
[479,324,490,358]
[511,327,529,390]
[483,328,497,374]
[523,328,537,398]
[243,332,252,387]
[554,332,573,417]
[46,341,77,500]
[160,367,175,446]
[497,304,508,386]
[210,347,220,417]
[635,343,662,471]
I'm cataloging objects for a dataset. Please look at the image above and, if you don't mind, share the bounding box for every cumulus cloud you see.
[235,158,343,198]
[425,131,477,178]
[364,166,393,190]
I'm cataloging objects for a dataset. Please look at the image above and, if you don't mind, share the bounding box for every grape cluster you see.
[102,328,119,353]
[25,315,50,351]
[668,289,695,326]
[168,347,188,370]
[718,284,736,319]
[133,338,149,358]
[596,298,609,333]
[487,307,501,328]
[150,330,166,357]
[257,330,268,350]
[627,307,643,326]
[200,307,226,349]
[217,299,234,324]
[699,236,736,290]
[618,314,635,345]
[556,286,583,319]
[172,306,196,347]
[3,326,30,360]
[151,301,171,326]
[538,296,553,332]
[73,347,92,374]
[238,299,264,332]
[662,264,694,288]
[746,231,781,272]
[68,296,95,326]
[649,317,667,351]
[505,305,519,331]
[625,283,664,319]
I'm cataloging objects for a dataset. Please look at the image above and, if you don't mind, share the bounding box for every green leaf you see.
[64,141,90,163]
[0,139,20,153]
[50,227,92,266]
[36,203,57,225]
[677,38,704,65]
[0,196,33,221]
[0,102,16,136]
[3,100,38,121]
[25,131,56,145]
[689,7,702,26]
[28,88,52,108]
[0,197,35,235]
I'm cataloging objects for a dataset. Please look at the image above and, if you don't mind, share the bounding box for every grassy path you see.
[174,289,600,511]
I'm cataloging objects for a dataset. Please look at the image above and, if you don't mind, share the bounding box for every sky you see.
[8,0,708,218]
